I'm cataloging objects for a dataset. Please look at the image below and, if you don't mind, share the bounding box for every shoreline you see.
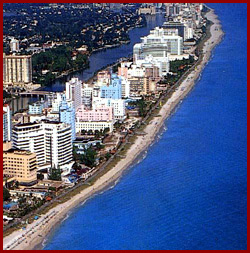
[3,8,224,251]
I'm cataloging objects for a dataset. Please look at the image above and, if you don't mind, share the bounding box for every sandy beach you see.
[3,8,224,251]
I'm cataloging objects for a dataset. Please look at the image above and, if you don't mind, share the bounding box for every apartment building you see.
[3,149,37,186]
[3,53,32,86]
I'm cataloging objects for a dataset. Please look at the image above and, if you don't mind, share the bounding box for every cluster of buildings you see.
[2,73,127,186]
[116,3,206,95]
[3,2,207,192]
[164,3,205,43]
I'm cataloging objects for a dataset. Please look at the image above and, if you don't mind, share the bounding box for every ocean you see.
[44,3,247,250]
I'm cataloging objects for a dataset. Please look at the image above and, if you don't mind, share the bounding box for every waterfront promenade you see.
[3,8,224,251]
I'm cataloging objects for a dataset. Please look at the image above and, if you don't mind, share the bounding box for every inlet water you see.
[41,13,166,91]
[10,13,165,113]
[44,4,247,250]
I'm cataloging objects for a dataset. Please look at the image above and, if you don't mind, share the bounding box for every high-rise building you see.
[134,55,167,77]
[100,74,122,99]
[97,71,111,86]
[59,97,76,141]
[3,149,37,186]
[3,53,32,86]
[119,61,160,94]
[10,38,20,52]
[50,93,76,140]
[133,27,183,59]
[129,77,145,94]
[3,104,12,142]
[120,76,130,98]
[65,77,82,110]
[166,3,180,17]
[12,121,73,169]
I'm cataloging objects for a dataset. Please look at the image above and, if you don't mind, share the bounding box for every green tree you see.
[105,152,111,160]
[73,146,80,161]
[94,130,100,138]
[81,129,87,135]
[48,166,62,181]
[37,173,44,180]
[138,98,146,117]
[72,162,81,170]
[87,129,93,135]
[96,142,104,150]
[81,147,97,168]
[48,187,56,192]
[103,127,110,135]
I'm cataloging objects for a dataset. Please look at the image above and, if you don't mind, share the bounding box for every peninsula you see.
[3,5,224,250]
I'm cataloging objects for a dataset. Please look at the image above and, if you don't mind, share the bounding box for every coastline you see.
[3,8,224,251]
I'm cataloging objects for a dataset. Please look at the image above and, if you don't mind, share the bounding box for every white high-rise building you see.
[65,77,82,110]
[3,104,12,142]
[184,22,194,40]
[10,38,20,52]
[133,26,183,58]
[120,76,130,98]
[12,121,72,169]
[133,27,186,75]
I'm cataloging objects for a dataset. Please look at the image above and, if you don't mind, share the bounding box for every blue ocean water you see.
[44,3,247,250]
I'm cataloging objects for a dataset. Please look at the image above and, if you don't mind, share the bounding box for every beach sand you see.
[3,8,224,251]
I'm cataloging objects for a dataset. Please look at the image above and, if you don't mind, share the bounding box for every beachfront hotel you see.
[75,120,114,133]
[92,98,126,121]
[50,93,76,140]
[133,27,184,59]
[75,105,114,132]
[76,105,113,122]
[12,121,73,169]
[3,149,38,186]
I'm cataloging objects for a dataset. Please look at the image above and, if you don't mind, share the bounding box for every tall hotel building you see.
[133,27,183,58]
[65,77,82,110]
[3,53,32,86]
[12,121,73,169]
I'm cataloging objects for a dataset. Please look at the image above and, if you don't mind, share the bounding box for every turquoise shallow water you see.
[44,3,247,250]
